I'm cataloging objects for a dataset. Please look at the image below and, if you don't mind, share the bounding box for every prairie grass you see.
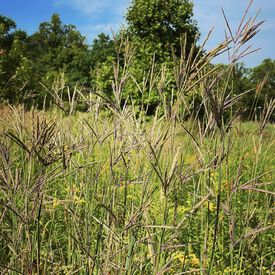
[0,2,274,274]
[0,101,274,274]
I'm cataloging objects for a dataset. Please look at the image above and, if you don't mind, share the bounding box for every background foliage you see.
[0,0,274,119]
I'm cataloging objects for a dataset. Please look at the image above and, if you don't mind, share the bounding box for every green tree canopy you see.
[0,16,34,104]
[125,0,199,60]
[90,33,115,66]
[0,15,17,50]
[249,59,275,120]
[30,13,90,85]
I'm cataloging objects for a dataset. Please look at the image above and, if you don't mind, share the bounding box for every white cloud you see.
[53,0,130,43]
[55,0,129,17]
[55,0,106,15]
[80,23,122,42]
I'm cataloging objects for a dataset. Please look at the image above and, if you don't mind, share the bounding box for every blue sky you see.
[0,0,274,67]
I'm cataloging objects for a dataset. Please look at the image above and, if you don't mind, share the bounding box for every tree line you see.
[0,0,274,120]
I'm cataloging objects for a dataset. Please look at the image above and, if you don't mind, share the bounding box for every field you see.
[0,103,274,274]
[1,0,275,273]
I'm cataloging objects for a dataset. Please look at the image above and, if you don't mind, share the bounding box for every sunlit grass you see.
[0,106,274,274]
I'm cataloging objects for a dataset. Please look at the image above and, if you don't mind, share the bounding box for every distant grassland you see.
[0,106,274,274]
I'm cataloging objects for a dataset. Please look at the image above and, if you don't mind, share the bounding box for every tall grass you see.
[0,2,274,274]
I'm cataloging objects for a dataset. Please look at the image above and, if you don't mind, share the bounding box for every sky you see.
[0,0,274,67]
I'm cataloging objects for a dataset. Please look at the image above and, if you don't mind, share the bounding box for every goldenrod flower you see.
[189,254,200,267]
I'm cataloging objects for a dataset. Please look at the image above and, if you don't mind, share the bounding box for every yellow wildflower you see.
[172,252,185,264]
[189,254,200,267]
[53,198,60,208]
[209,202,215,212]
[73,195,86,205]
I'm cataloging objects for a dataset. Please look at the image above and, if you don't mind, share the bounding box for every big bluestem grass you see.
[0,1,274,274]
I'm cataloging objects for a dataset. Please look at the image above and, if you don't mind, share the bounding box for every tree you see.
[0,15,17,50]
[90,33,115,66]
[212,61,275,121]
[125,0,199,60]
[0,16,35,104]
[89,33,116,96]
[30,13,90,87]
[248,59,275,121]
[121,0,200,115]
[0,16,18,96]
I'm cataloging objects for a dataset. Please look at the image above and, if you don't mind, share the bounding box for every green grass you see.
[0,8,274,273]
[0,106,274,274]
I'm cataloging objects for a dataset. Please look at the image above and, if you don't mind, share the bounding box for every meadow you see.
[0,3,275,274]
[0,99,274,274]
